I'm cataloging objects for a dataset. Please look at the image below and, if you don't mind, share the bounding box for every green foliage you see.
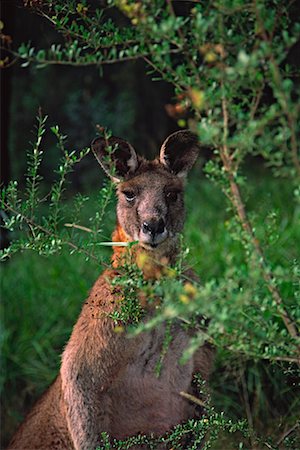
[12,1,300,177]
[109,262,146,325]
[97,413,250,450]
[25,111,46,220]
[1,0,300,448]
[1,115,113,263]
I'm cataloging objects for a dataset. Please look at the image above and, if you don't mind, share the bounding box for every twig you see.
[1,46,182,69]
[276,422,300,446]
[64,223,93,233]
[180,391,207,408]
[263,442,274,449]
[219,75,299,353]
[239,366,255,447]
[253,0,300,177]
[38,10,141,51]
[250,84,264,120]
[143,56,185,92]
[2,201,101,263]
[166,0,202,87]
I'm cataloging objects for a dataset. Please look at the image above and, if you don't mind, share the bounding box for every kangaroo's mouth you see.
[139,242,159,250]
[136,218,168,249]
[139,236,168,252]
[138,234,168,251]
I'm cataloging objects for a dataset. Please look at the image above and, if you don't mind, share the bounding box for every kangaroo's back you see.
[8,375,71,450]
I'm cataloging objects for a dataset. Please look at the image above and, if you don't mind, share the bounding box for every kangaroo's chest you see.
[108,324,195,439]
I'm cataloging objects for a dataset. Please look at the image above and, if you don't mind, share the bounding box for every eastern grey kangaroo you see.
[8,130,214,450]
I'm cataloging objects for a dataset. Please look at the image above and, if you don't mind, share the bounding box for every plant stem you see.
[180,391,207,409]
[3,201,102,264]
[276,421,299,446]
[220,85,299,347]
[253,0,300,177]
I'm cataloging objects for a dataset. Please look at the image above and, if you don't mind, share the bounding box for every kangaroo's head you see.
[92,130,199,262]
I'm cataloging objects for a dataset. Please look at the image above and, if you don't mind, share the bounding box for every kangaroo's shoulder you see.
[88,268,121,308]
[66,269,118,330]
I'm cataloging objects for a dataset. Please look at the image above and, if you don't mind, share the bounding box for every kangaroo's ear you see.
[91,136,139,183]
[159,130,200,178]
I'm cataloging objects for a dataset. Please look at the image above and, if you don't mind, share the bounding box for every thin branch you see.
[38,9,143,53]
[253,0,300,177]
[276,422,300,446]
[166,0,202,87]
[143,56,185,91]
[2,201,101,263]
[250,84,264,120]
[64,223,93,233]
[219,75,299,351]
[263,442,275,449]
[239,366,255,448]
[1,47,182,69]
[178,317,300,364]
[180,391,207,408]
[264,356,300,363]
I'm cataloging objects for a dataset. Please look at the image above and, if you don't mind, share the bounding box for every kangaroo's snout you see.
[142,218,165,236]
[140,217,168,247]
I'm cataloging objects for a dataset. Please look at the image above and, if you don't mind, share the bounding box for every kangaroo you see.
[8,130,214,450]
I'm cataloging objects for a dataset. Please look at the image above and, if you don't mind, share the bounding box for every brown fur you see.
[8,131,214,450]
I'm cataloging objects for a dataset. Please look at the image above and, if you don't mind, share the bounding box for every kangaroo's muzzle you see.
[139,218,168,247]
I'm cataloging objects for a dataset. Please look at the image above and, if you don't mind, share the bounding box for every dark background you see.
[1,0,299,192]
[1,0,179,194]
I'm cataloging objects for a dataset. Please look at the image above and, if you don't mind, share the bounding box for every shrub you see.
[1,1,299,448]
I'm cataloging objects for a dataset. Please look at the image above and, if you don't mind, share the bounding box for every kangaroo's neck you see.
[111,223,179,280]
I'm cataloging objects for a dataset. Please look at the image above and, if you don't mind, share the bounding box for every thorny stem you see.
[220,85,299,349]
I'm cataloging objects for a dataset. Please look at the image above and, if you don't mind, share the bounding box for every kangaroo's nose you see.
[142,218,165,236]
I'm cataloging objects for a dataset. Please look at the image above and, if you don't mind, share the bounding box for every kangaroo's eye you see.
[166,191,178,202]
[123,191,136,202]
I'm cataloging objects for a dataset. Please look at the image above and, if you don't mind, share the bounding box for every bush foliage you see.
[1,0,300,448]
